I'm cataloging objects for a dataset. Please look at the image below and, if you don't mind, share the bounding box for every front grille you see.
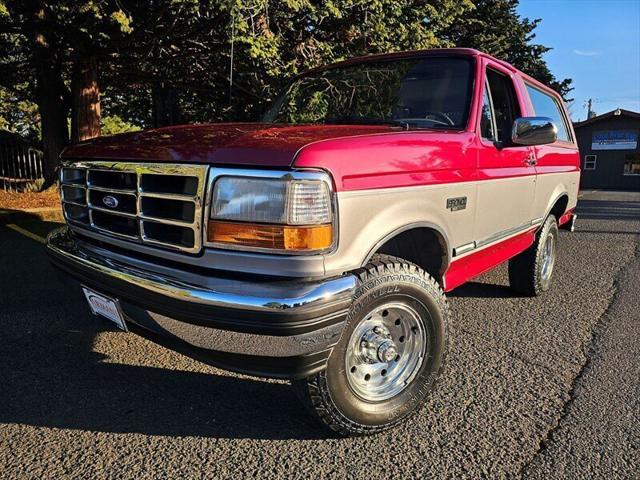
[60,162,208,254]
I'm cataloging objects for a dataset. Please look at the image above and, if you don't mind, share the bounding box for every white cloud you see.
[573,49,602,56]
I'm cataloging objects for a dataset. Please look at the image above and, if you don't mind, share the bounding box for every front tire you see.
[294,255,450,436]
[508,215,559,296]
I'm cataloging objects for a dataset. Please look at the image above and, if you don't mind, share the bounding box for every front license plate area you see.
[82,287,127,331]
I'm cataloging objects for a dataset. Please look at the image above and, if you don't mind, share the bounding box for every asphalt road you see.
[1,191,638,479]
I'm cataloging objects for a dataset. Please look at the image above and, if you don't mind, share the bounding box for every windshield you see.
[263,56,474,129]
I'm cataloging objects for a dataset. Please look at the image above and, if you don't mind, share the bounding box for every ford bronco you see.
[47,48,579,436]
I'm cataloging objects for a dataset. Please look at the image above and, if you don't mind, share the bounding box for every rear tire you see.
[293,254,450,436]
[508,216,558,296]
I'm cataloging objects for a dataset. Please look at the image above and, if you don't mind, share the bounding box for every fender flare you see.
[360,221,452,274]
[539,191,570,228]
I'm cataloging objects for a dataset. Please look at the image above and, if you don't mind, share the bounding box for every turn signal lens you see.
[208,221,333,251]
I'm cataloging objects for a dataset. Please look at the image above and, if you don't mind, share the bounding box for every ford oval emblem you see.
[102,195,119,208]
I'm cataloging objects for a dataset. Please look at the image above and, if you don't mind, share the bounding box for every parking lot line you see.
[5,223,46,244]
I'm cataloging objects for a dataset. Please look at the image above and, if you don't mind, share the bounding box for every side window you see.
[480,82,495,140]
[485,69,521,143]
[624,154,640,175]
[526,84,571,142]
[584,155,597,170]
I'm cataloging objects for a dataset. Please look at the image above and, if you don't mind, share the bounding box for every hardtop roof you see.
[299,48,561,99]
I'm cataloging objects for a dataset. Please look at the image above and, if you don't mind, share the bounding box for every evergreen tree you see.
[0,0,573,187]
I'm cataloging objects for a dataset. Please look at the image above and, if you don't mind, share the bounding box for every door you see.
[524,82,580,220]
[474,63,537,245]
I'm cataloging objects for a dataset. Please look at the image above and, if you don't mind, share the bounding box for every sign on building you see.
[591,130,638,150]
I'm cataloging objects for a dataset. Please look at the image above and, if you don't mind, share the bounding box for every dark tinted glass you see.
[486,69,520,143]
[480,84,495,140]
[264,57,473,129]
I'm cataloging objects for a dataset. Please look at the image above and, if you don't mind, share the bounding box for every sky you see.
[517,0,640,121]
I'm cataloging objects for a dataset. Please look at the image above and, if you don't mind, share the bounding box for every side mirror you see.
[512,117,558,146]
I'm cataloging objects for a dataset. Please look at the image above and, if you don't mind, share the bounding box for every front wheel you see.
[508,215,559,296]
[294,255,450,436]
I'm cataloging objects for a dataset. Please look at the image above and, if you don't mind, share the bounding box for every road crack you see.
[517,243,640,478]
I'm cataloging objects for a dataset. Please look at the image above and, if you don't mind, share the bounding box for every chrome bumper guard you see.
[46,226,357,378]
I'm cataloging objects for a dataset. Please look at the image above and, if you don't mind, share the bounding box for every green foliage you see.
[269,60,412,124]
[0,0,573,145]
[442,0,573,99]
[110,10,133,33]
[101,115,141,136]
[225,0,474,116]
[0,86,40,141]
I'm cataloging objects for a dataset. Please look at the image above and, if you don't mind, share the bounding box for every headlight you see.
[207,174,334,253]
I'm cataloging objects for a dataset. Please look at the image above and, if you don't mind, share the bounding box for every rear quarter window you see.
[525,84,571,143]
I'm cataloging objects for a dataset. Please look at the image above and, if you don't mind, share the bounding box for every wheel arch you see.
[362,223,451,282]
[548,193,569,221]
[541,191,570,227]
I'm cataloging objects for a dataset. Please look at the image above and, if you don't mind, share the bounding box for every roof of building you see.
[573,108,640,128]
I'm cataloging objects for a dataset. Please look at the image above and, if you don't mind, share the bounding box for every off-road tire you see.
[293,254,450,436]
[508,215,559,296]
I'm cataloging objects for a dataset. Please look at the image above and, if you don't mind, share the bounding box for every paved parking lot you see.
[1,191,638,479]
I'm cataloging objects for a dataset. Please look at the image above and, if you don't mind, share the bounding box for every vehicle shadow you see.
[448,281,517,299]
[0,221,327,441]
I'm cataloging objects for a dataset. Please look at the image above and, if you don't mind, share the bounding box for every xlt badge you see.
[446,196,467,211]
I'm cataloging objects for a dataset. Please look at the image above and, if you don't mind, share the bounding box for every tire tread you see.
[293,254,450,436]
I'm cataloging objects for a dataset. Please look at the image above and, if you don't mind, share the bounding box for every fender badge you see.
[446,196,467,211]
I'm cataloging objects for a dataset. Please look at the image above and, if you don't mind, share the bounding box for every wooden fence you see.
[0,130,45,192]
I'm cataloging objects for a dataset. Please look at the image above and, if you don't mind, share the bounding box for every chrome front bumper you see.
[46,226,357,378]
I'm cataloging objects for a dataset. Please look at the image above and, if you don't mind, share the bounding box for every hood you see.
[61,122,397,167]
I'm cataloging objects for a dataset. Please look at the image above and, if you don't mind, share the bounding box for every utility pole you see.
[584,98,596,119]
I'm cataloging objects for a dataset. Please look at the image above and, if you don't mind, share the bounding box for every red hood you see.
[61,123,397,167]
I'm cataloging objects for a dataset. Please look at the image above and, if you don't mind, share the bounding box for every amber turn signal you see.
[208,221,333,251]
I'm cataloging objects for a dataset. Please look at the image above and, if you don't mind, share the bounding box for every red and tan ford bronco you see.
[47,48,579,436]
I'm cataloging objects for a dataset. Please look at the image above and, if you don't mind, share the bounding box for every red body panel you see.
[62,123,397,167]
[558,208,576,227]
[443,227,537,292]
[294,131,478,190]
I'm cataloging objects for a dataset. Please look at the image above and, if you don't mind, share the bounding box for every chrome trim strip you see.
[139,191,196,201]
[61,199,87,208]
[453,241,476,257]
[88,204,137,218]
[139,215,196,228]
[530,217,544,226]
[202,167,339,256]
[449,222,537,262]
[87,185,136,194]
[47,226,356,313]
[476,222,535,249]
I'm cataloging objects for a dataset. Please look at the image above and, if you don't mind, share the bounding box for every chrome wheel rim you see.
[541,233,556,280]
[345,302,426,402]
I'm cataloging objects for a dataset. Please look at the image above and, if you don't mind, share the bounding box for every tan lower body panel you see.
[323,171,580,277]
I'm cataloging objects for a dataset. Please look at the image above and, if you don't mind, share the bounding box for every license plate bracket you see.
[82,287,127,331]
